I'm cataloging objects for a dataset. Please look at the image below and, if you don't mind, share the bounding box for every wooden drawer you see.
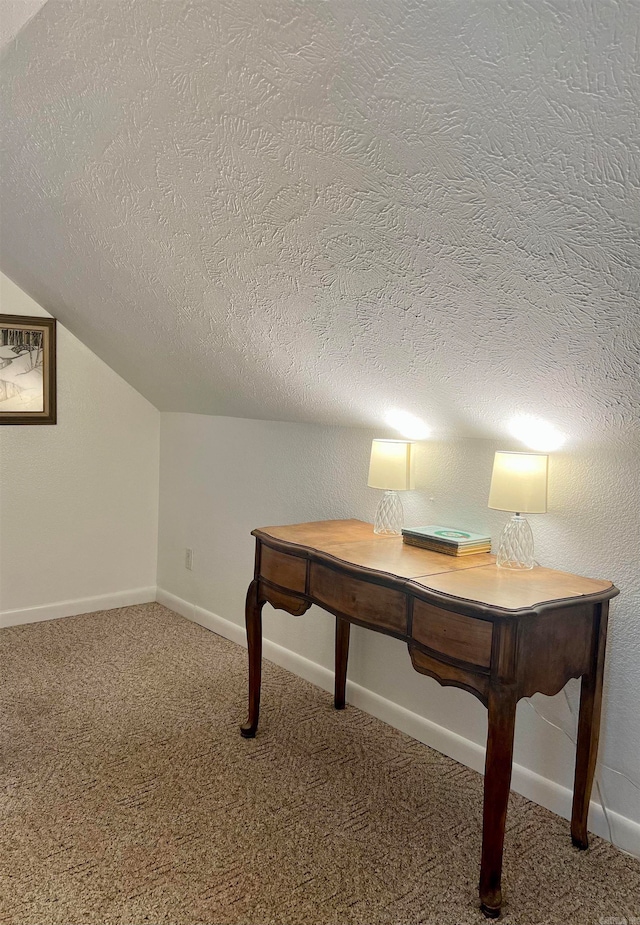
[309,563,407,634]
[412,600,493,669]
[260,544,307,593]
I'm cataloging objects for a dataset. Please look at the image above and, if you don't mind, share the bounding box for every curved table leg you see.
[479,686,517,918]
[334,617,350,709]
[240,579,264,738]
[571,603,608,849]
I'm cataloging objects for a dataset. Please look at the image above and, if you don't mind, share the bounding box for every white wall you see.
[157,412,640,856]
[0,274,160,623]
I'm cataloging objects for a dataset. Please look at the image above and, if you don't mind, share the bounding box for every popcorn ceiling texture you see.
[1,0,639,445]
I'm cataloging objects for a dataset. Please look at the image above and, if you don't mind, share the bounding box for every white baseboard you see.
[0,587,157,628]
[156,587,640,859]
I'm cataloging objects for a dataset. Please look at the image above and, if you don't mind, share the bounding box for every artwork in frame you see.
[0,315,57,424]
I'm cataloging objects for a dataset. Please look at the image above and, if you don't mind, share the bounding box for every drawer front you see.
[412,600,493,668]
[260,544,307,593]
[309,563,407,634]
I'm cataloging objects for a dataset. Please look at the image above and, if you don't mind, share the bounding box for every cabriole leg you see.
[334,617,350,709]
[479,686,517,918]
[571,604,608,849]
[240,580,264,738]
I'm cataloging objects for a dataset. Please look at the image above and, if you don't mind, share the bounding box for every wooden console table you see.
[240,519,618,917]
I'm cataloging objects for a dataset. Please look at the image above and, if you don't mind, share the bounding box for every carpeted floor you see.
[0,603,638,925]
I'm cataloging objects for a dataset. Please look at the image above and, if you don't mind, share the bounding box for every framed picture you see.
[0,315,57,424]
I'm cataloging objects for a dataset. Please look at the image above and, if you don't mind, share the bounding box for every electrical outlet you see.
[185,547,193,570]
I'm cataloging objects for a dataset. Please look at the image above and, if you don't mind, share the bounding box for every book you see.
[402,534,491,556]
[402,525,492,556]
[403,525,491,545]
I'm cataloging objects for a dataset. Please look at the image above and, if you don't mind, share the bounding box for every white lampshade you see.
[368,439,414,491]
[488,451,548,514]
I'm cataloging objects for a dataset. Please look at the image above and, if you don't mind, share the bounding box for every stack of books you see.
[402,525,492,556]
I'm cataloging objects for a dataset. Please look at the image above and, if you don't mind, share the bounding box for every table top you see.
[254,519,617,612]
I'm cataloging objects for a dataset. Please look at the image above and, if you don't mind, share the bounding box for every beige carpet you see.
[0,603,638,925]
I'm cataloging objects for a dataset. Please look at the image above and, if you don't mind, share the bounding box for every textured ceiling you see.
[1,0,638,445]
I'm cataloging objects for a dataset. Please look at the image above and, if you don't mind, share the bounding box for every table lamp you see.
[368,439,414,535]
[488,451,548,569]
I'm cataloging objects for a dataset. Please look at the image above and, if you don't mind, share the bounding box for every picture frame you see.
[0,315,57,425]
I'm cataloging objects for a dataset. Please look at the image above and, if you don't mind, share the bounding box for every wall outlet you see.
[185,547,193,570]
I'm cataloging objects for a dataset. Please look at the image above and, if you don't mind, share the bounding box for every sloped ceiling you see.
[0,0,48,49]
[1,0,638,444]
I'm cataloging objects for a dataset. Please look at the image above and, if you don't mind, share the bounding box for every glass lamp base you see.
[374,490,403,536]
[496,514,535,569]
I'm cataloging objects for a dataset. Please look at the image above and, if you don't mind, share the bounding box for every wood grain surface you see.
[255,520,613,610]
[412,600,494,668]
[410,565,613,611]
